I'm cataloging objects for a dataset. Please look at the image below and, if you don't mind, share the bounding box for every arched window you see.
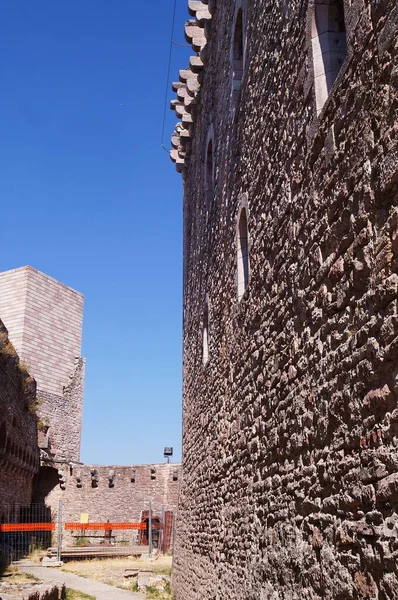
[232,7,244,109]
[312,0,347,113]
[237,208,249,300]
[203,302,209,365]
[205,138,214,214]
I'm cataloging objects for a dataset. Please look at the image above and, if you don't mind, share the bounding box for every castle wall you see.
[0,321,39,519]
[34,464,181,546]
[172,1,398,599]
[22,267,83,397]
[0,267,85,462]
[0,269,28,356]
[0,267,84,396]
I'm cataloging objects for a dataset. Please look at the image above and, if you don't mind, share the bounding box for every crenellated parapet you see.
[170,0,215,173]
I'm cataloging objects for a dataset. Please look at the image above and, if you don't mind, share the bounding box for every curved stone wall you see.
[172,1,398,598]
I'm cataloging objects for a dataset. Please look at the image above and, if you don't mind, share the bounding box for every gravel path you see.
[20,565,145,600]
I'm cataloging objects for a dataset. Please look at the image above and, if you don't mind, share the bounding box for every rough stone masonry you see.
[0,320,39,519]
[35,463,180,547]
[170,0,398,598]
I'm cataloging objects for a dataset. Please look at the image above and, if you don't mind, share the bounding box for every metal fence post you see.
[148,501,152,558]
[161,505,165,554]
[57,501,62,562]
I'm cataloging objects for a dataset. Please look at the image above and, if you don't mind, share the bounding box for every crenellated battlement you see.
[170,0,215,173]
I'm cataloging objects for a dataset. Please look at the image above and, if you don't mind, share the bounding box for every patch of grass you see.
[156,566,172,576]
[62,569,90,579]
[145,578,173,600]
[18,360,31,374]
[1,567,40,584]
[0,331,16,357]
[27,546,47,564]
[164,580,172,595]
[37,416,50,432]
[75,537,91,547]
[27,395,43,415]
[61,556,174,598]
[65,588,96,600]
[146,585,161,598]
[61,555,172,580]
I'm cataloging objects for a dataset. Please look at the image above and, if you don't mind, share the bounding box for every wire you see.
[160,0,178,151]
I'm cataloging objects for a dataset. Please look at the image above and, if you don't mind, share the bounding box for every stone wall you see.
[0,267,84,396]
[0,582,65,600]
[0,321,39,519]
[38,358,85,463]
[172,1,398,599]
[0,266,85,462]
[34,463,181,546]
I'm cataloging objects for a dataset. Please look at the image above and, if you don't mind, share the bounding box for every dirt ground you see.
[61,555,173,599]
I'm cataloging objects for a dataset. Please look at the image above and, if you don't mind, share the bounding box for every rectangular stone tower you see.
[0,266,85,462]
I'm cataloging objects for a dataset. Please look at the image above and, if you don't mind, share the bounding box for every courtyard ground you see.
[21,564,145,600]
[61,555,173,599]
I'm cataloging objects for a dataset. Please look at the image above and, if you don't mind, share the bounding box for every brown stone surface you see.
[171,0,398,598]
[0,582,65,600]
[0,321,39,518]
[35,464,181,546]
[38,357,85,463]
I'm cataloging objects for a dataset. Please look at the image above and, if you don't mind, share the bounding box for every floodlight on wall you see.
[164,447,173,463]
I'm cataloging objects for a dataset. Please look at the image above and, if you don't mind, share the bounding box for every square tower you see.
[0,266,85,462]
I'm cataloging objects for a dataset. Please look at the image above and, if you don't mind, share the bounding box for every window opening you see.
[232,8,244,109]
[237,208,249,300]
[203,303,209,365]
[312,0,347,113]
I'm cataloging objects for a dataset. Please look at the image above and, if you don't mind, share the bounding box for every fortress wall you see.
[35,463,181,546]
[0,321,39,518]
[0,267,85,462]
[0,269,28,355]
[22,267,83,396]
[173,1,398,599]
[38,358,85,463]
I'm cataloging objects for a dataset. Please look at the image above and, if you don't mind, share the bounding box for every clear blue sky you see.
[0,1,191,465]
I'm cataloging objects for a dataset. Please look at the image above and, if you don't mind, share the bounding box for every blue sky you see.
[0,1,191,465]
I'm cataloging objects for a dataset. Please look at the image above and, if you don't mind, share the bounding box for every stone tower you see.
[170,0,398,599]
[0,266,84,462]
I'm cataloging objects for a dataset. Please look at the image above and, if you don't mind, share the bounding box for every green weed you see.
[64,588,96,600]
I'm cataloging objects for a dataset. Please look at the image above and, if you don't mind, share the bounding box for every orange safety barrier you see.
[64,522,146,531]
[0,522,161,533]
[0,523,55,533]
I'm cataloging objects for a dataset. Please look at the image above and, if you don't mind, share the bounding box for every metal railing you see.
[0,503,174,564]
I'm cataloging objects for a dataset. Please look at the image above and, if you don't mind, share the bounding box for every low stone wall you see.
[0,582,65,600]
[34,463,181,546]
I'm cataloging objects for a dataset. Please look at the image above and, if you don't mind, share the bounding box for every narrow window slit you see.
[237,208,249,300]
[203,302,209,366]
[312,0,347,113]
[232,8,243,109]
